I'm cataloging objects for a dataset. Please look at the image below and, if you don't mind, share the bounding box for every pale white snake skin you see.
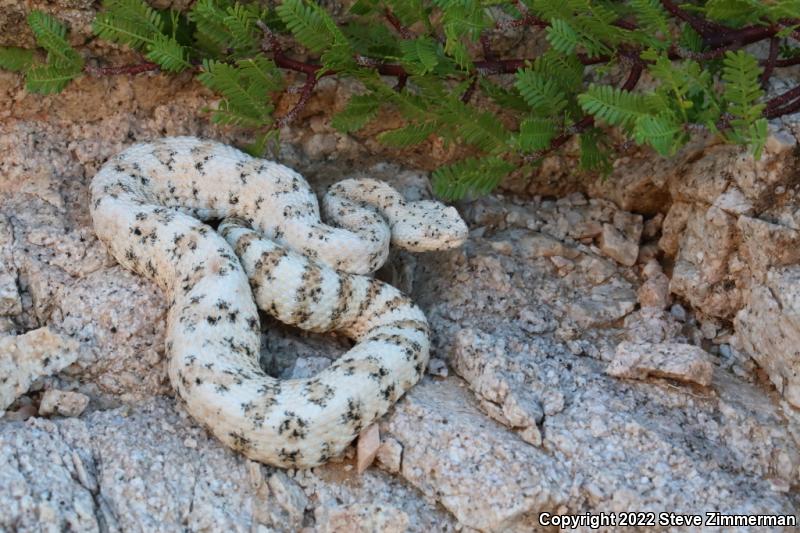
[89,137,468,467]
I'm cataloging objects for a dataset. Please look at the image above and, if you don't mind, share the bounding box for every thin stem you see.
[765,84,800,116]
[461,75,478,103]
[762,37,780,87]
[766,98,800,119]
[277,74,317,127]
[385,8,413,39]
[86,62,160,76]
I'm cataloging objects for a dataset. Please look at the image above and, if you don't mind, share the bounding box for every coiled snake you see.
[90,137,467,467]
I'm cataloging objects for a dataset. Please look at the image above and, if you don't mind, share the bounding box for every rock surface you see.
[38,389,90,417]
[1,7,800,530]
[0,327,79,411]
[606,341,714,387]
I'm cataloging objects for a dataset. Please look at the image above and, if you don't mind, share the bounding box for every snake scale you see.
[90,137,468,468]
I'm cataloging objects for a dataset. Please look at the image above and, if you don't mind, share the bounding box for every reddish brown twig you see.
[461,75,478,103]
[87,62,160,76]
[277,74,317,127]
[385,8,413,39]
[762,37,780,87]
[660,0,727,41]
[765,85,800,118]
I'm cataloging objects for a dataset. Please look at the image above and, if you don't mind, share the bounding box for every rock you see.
[385,378,569,531]
[357,424,380,474]
[735,266,800,407]
[2,403,37,421]
[637,271,670,309]
[450,329,544,446]
[0,270,20,317]
[669,206,740,319]
[303,133,338,159]
[658,201,692,258]
[613,210,644,242]
[426,357,448,378]
[49,266,168,397]
[670,304,688,322]
[268,470,309,525]
[0,327,79,410]
[376,437,403,474]
[517,232,580,259]
[0,214,20,316]
[518,307,557,334]
[737,215,800,282]
[589,155,671,214]
[315,503,409,533]
[642,213,664,239]
[598,223,639,266]
[713,186,755,216]
[606,341,714,386]
[623,309,685,345]
[38,389,89,417]
[566,280,638,328]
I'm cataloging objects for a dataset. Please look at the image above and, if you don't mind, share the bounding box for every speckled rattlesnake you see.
[89,137,467,468]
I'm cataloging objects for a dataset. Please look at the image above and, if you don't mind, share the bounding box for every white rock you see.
[303,133,338,159]
[315,503,408,533]
[0,271,21,317]
[713,187,754,216]
[735,266,800,407]
[598,223,639,266]
[357,424,380,474]
[385,379,568,531]
[268,470,309,524]
[0,327,79,410]
[376,437,403,474]
[637,272,671,309]
[38,389,89,417]
[606,341,714,386]
[426,357,448,378]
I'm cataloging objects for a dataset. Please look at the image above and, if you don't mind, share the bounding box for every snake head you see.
[391,200,469,252]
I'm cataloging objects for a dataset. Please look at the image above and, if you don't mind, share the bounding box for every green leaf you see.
[197,57,277,127]
[377,123,435,147]
[93,0,163,49]
[517,117,557,152]
[28,11,83,69]
[633,114,684,156]
[705,0,765,26]
[630,0,670,36]
[25,63,79,94]
[515,68,567,114]
[0,47,34,72]
[452,108,510,152]
[479,78,529,112]
[399,37,439,75]
[579,128,612,174]
[443,25,472,70]
[578,84,656,129]
[722,50,766,157]
[244,129,280,157]
[189,0,232,55]
[145,33,190,72]
[678,24,704,53]
[331,95,380,133]
[546,19,579,55]
[223,3,261,52]
[432,156,514,200]
[277,0,340,53]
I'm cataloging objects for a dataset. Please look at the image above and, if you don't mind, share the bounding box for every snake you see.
[89,136,468,468]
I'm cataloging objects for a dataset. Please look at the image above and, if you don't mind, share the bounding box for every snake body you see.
[89,137,467,467]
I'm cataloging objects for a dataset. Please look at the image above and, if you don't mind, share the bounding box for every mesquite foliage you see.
[3,1,799,199]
